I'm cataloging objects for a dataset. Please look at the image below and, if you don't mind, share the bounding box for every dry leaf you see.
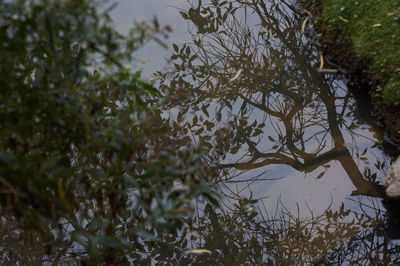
[147,76,160,82]
[229,69,242,82]
[303,8,313,18]
[373,132,382,139]
[301,18,309,34]
[184,249,212,255]
[372,23,381,27]
[319,54,324,69]
[316,172,324,179]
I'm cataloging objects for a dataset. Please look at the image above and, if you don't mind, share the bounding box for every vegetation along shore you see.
[300,0,400,147]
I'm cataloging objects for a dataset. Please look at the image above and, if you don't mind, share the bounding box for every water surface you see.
[3,0,400,264]
[109,0,400,264]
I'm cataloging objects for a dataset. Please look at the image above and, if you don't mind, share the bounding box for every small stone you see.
[383,156,400,198]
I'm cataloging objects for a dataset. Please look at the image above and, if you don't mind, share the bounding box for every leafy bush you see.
[0,0,217,262]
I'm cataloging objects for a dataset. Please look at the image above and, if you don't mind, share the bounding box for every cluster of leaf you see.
[0,0,217,262]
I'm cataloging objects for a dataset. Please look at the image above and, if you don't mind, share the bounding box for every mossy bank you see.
[299,0,400,147]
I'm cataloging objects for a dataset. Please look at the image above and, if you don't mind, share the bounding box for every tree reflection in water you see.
[2,196,400,264]
[159,0,387,198]
[152,0,399,264]
[1,0,399,264]
[132,199,399,265]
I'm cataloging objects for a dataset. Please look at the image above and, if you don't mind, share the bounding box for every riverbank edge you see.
[298,0,400,150]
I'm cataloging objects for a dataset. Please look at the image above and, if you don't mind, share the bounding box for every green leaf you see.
[173,43,179,52]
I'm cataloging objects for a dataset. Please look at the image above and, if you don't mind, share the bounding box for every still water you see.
[4,0,400,264]
[113,0,400,264]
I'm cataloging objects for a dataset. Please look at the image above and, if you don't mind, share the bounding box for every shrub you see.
[0,0,217,263]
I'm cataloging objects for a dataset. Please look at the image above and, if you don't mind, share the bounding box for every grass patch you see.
[304,0,400,106]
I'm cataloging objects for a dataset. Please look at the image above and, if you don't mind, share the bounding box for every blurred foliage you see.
[0,0,218,263]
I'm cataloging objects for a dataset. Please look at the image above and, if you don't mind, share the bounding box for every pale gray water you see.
[108,1,400,264]
[111,0,192,77]
[111,0,390,215]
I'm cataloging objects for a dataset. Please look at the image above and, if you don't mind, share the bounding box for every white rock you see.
[383,156,400,198]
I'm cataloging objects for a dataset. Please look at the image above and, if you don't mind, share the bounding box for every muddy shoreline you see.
[297,1,400,155]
